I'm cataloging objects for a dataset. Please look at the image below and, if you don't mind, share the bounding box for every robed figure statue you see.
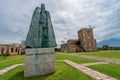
[25,4,57,48]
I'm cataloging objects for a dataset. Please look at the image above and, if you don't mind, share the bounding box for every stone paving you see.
[80,62,109,66]
[0,64,24,76]
[60,53,120,64]
[64,60,117,80]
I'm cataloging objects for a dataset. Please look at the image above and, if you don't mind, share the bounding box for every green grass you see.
[0,54,97,70]
[1,51,120,79]
[0,62,92,80]
[0,56,18,61]
[88,64,120,79]
[55,53,97,64]
[76,50,120,58]
[0,55,24,70]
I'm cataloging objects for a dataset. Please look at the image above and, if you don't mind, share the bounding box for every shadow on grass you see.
[8,71,50,80]
[7,62,92,80]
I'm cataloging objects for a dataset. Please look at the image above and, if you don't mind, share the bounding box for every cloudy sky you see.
[0,0,120,47]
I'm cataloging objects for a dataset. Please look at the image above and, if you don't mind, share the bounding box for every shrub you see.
[1,52,10,59]
[21,52,25,55]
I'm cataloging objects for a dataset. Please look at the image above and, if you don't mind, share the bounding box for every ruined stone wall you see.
[10,46,21,55]
[67,40,80,52]
[61,43,68,52]
[0,45,21,55]
[0,46,8,55]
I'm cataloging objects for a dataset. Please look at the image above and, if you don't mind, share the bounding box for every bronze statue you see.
[25,4,57,48]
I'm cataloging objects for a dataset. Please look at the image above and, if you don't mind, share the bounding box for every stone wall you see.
[61,40,84,52]
[67,40,82,52]
[61,43,68,52]
[0,45,21,55]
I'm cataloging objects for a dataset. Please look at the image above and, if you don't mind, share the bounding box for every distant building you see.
[103,45,109,50]
[0,44,21,55]
[61,28,97,52]
[103,45,120,50]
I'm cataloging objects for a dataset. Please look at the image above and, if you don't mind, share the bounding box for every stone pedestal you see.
[24,48,55,77]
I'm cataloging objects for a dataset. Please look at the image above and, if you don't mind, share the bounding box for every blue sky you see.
[0,0,120,47]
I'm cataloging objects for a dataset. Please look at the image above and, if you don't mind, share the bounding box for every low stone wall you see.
[24,48,55,77]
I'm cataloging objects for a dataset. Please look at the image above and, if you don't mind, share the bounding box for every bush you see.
[5,52,10,56]
[2,53,10,56]
[55,48,61,52]
[1,52,10,59]
[21,52,25,55]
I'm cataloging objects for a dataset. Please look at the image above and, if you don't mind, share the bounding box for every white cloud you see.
[0,0,120,47]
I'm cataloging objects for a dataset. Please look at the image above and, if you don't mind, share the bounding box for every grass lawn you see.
[76,50,120,58]
[1,51,120,80]
[55,53,97,64]
[0,54,97,70]
[0,62,93,80]
[0,56,16,61]
[88,64,120,79]
[0,55,24,70]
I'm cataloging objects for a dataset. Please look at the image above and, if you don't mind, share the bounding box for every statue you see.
[25,4,57,48]
[24,4,56,77]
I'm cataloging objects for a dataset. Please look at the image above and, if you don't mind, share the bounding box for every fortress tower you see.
[78,28,97,52]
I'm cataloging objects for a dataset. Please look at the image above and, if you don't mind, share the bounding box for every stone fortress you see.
[61,28,97,52]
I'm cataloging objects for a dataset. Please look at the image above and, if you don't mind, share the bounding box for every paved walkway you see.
[80,62,109,66]
[56,60,109,66]
[61,53,120,64]
[0,64,24,76]
[64,60,117,80]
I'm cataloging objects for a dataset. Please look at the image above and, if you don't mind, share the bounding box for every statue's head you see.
[41,3,45,11]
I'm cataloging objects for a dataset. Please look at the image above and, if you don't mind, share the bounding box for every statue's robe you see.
[25,7,57,48]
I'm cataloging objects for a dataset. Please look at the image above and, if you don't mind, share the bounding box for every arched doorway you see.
[76,48,79,52]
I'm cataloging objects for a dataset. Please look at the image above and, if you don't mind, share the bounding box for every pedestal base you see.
[24,48,55,77]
